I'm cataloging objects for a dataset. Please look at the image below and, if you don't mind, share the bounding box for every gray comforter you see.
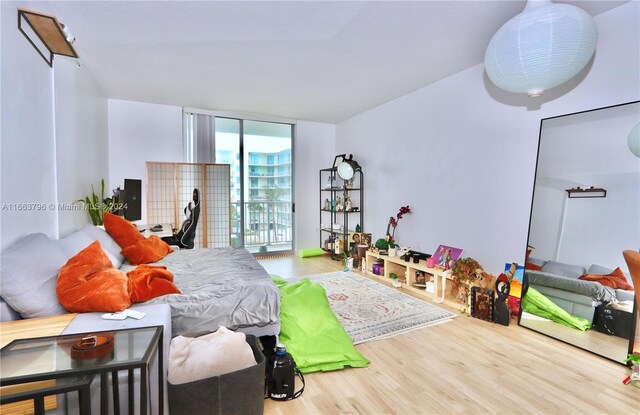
[120,247,280,337]
[525,270,616,303]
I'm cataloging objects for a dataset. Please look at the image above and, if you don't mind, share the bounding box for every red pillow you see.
[121,235,173,265]
[578,267,633,290]
[104,212,144,249]
[127,265,181,303]
[525,262,542,271]
[57,241,131,312]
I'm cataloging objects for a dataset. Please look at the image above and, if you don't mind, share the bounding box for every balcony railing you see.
[231,201,292,249]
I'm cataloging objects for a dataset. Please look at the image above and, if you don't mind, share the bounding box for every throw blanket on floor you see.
[522,287,591,331]
[277,278,369,373]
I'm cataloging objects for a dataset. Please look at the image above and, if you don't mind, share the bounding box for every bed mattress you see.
[120,247,280,337]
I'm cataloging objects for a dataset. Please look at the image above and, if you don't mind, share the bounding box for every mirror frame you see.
[519,100,639,366]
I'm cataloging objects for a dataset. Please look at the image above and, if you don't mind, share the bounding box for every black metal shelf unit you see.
[319,167,364,260]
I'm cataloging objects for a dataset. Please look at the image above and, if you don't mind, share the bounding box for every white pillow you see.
[0,233,68,318]
[56,231,94,258]
[541,261,586,279]
[167,327,256,385]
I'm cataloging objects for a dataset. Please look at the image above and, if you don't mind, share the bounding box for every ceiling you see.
[45,1,627,124]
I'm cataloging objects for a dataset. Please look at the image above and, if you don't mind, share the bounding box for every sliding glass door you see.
[214,118,294,254]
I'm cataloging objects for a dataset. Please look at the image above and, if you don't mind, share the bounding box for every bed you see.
[0,226,281,339]
[524,258,634,323]
[120,247,281,337]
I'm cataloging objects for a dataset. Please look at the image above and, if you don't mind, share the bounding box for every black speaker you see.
[124,179,142,221]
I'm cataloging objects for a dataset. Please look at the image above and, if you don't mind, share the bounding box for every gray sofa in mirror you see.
[520,101,639,365]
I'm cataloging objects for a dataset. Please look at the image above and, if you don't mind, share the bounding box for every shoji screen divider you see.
[146,162,230,248]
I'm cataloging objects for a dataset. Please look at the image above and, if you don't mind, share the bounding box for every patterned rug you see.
[307,271,456,344]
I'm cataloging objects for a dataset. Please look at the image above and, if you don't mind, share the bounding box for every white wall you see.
[107,100,185,224]
[336,3,640,275]
[108,100,336,247]
[1,1,108,248]
[1,1,58,248]
[294,121,337,251]
[55,59,109,237]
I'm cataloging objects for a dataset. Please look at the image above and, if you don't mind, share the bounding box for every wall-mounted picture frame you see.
[471,286,494,322]
[333,154,346,168]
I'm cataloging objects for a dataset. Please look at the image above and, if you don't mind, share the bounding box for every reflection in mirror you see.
[520,101,639,364]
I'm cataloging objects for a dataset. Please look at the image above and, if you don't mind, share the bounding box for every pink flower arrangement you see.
[385,205,411,245]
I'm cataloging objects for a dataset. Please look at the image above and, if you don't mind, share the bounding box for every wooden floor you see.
[259,255,639,415]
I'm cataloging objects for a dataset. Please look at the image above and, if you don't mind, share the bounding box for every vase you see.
[388,247,397,257]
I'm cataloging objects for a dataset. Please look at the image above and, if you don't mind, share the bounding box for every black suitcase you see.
[592,303,633,340]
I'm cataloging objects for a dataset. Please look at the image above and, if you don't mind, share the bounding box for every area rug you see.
[307,271,456,344]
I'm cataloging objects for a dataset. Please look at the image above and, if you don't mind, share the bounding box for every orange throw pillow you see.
[127,264,181,303]
[121,235,173,265]
[104,212,144,249]
[56,240,131,312]
[578,267,634,290]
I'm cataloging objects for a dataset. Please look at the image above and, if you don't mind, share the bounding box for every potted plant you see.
[75,179,117,226]
[374,237,389,252]
[385,205,411,256]
[390,272,402,288]
[450,257,483,312]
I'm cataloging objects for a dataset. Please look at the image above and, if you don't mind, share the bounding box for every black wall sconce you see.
[565,186,607,198]
[18,8,78,67]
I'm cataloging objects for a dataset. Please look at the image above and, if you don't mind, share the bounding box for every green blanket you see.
[522,287,591,331]
[277,278,369,373]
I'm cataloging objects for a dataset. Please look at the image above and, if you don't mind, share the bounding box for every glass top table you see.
[1,325,163,415]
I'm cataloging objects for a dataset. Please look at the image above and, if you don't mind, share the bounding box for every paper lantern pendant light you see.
[484,0,598,97]
[628,122,640,158]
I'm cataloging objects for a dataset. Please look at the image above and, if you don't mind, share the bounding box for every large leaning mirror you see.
[520,101,640,364]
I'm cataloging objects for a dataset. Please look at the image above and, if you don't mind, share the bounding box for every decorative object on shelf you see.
[374,238,389,251]
[450,257,483,312]
[565,186,607,198]
[471,287,495,322]
[336,154,361,181]
[390,273,402,288]
[433,244,464,270]
[385,205,411,244]
[18,8,79,68]
[397,247,410,259]
[628,122,640,158]
[493,273,511,326]
[484,0,597,97]
[361,233,372,247]
[345,196,352,212]
[336,196,344,211]
[344,178,354,189]
[324,198,330,210]
[412,253,420,264]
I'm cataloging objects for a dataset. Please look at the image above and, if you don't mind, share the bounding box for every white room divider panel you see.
[146,162,231,248]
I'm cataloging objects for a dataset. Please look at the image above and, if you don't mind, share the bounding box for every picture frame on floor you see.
[471,286,494,322]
